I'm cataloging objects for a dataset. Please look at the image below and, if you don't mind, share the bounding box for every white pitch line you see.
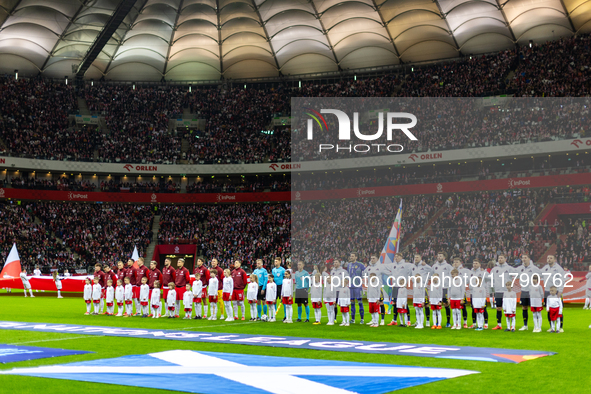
[182,321,257,330]
[8,335,97,345]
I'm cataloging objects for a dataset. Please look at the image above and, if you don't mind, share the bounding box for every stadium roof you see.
[0,0,589,82]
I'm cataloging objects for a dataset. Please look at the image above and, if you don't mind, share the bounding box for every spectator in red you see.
[174,258,191,317]
[231,260,248,320]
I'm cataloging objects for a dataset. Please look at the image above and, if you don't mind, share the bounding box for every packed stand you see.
[99,179,180,193]
[510,34,591,97]
[0,202,78,273]
[11,176,95,191]
[0,77,97,161]
[157,203,290,270]
[291,195,442,265]
[83,85,184,164]
[32,202,153,267]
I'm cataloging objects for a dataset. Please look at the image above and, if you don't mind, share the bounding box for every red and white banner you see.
[0,276,88,292]
[2,172,591,204]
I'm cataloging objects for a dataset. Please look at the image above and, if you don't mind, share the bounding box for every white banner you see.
[0,137,587,175]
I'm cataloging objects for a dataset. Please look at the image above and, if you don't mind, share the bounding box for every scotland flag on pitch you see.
[379,200,402,265]
[0,350,477,393]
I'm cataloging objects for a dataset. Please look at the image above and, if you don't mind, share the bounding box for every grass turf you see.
[0,291,589,393]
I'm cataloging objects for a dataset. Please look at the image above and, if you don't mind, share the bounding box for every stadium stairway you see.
[532,203,555,233]
[144,215,160,261]
[77,97,90,115]
[536,234,566,264]
[403,205,447,248]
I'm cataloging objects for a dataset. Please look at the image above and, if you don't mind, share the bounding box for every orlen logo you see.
[68,192,88,200]
[436,183,443,193]
[571,139,591,148]
[306,109,417,153]
[217,194,236,202]
[508,179,531,189]
[269,164,279,171]
[123,164,158,172]
[357,188,376,196]
[409,153,442,162]
[150,193,157,203]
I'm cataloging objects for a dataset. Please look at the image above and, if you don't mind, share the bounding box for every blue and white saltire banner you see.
[0,350,478,393]
[0,321,556,363]
[379,200,402,265]
[0,344,92,364]
[379,200,402,302]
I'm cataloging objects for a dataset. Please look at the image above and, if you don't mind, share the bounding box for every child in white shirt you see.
[529,276,544,332]
[266,274,278,322]
[310,273,323,325]
[395,278,408,326]
[166,282,177,318]
[83,278,92,315]
[323,276,336,325]
[412,274,426,329]
[281,270,294,323]
[105,279,115,315]
[183,283,193,319]
[92,278,101,315]
[222,269,234,321]
[151,281,162,318]
[449,269,465,330]
[503,281,517,332]
[247,274,259,321]
[208,271,219,320]
[546,286,563,333]
[139,277,150,317]
[20,270,34,297]
[52,271,63,299]
[471,277,487,331]
[367,273,381,327]
[115,279,125,316]
[192,273,203,319]
[124,277,133,317]
[428,274,443,329]
[338,278,351,327]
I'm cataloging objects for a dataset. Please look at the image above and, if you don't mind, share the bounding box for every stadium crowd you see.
[0,35,590,165]
[157,203,290,271]
[31,202,153,269]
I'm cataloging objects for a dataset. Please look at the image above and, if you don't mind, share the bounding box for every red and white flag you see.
[1,243,21,279]
[131,246,140,268]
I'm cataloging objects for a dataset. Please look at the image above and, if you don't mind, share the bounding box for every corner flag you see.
[379,200,403,265]
[1,243,21,278]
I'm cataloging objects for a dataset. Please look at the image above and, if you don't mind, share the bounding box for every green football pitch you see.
[0,291,590,393]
